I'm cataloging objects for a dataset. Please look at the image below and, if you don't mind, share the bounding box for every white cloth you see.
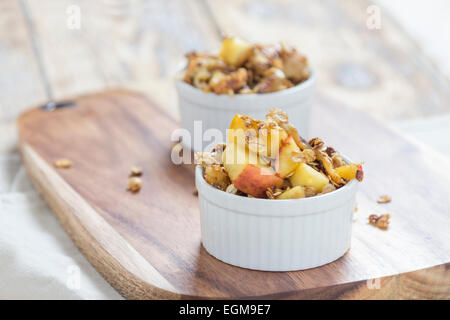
[0,151,122,299]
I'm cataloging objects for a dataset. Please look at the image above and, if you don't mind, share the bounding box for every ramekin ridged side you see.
[195,166,357,271]
[176,73,315,152]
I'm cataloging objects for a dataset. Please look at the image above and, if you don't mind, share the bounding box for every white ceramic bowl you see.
[176,73,315,152]
[195,165,357,271]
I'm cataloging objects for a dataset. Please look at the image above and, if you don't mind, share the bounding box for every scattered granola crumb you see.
[128,177,142,193]
[368,214,390,230]
[196,110,363,199]
[54,158,72,169]
[354,203,358,212]
[130,166,143,177]
[377,195,391,204]
[193,188,198,196]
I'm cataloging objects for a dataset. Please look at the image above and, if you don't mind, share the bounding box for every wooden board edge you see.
[259,263,449,299]
[19,142,182,300]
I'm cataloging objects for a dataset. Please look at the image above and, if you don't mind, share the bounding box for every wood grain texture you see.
[206,0,450,121]
[18,90,450,299]
[22,0,220,118]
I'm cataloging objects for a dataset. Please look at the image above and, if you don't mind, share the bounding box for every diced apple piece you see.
[219,37,253,67]
[335,164,364,181]
[276,186,305,199]
[227,114,259,145]
[289,163,329,192]
[275,136,300,178]
[232,165,283,198]
[223,143,283,198]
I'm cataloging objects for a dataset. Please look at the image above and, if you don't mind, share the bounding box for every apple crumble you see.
[196,109,363,199]
[183,37,310,95]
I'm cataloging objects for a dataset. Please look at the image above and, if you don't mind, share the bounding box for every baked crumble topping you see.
[183,37,310,95]
[54,158,72,169]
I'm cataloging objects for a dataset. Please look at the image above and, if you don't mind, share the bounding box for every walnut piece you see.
[291,149,315,163]
[128,177,142,193]
[368,214,390,230]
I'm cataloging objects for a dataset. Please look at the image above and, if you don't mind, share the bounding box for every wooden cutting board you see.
[17,90,450,299]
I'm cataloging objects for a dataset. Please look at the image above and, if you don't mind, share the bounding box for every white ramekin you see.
[195,165,357,271]
[176,73,315,152]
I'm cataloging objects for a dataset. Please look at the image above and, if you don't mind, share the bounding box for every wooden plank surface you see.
[17,90,450,299]
[206,0,450,121]
[22,0,220,118]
